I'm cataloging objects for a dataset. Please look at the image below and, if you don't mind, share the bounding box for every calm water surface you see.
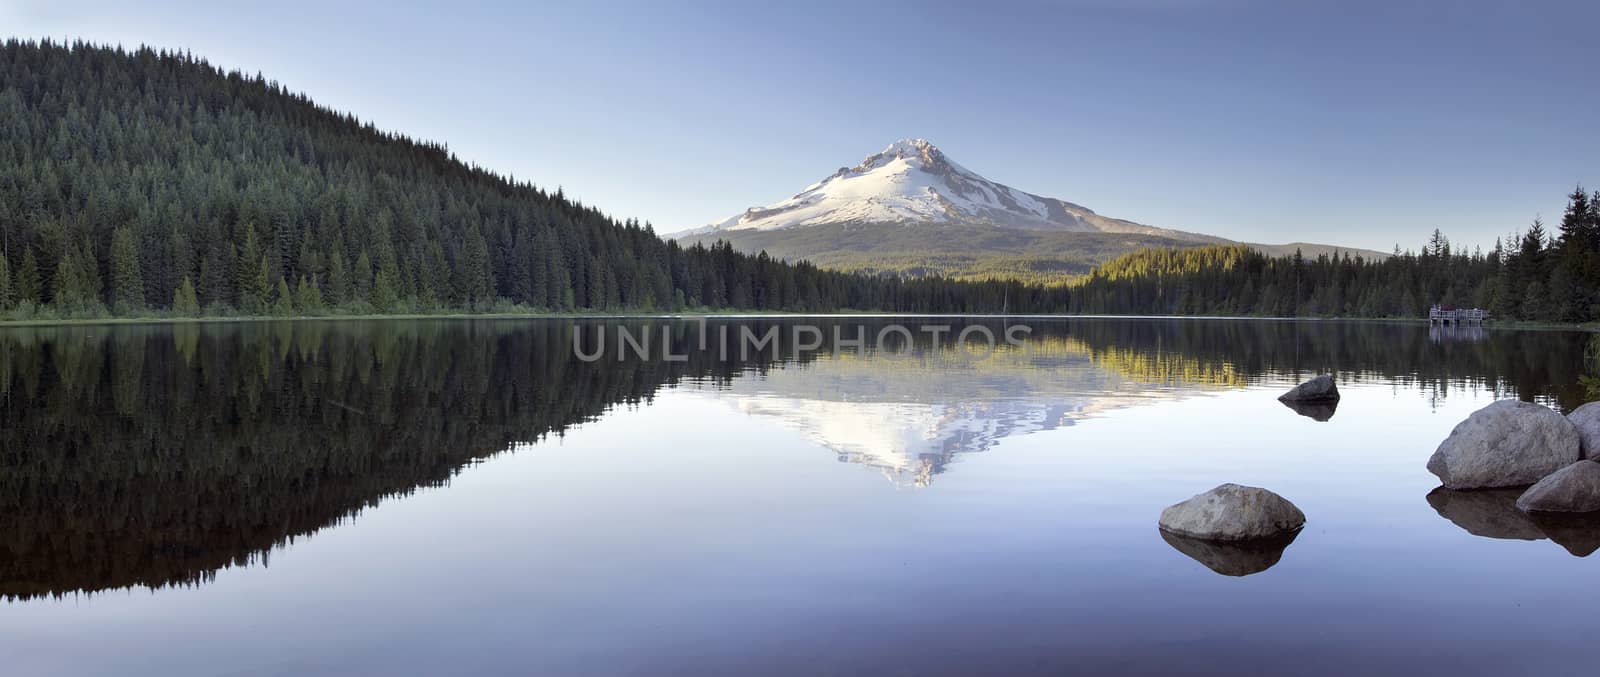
[2,317,1599,676]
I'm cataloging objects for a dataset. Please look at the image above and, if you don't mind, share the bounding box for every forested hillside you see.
[1068,187,1600,321]
[679,222,1389,285]
[679,222,1200,283]
[0,40,1064,319]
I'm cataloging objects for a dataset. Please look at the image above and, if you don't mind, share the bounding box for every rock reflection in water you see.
[1159,529,1301,576]
[1280,398,1339,422]
[1424,487,1543,540]
[1425,487,1600,556]
[1527,511,1600,557]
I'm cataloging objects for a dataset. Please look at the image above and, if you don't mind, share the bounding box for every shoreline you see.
[1,311,1595,331]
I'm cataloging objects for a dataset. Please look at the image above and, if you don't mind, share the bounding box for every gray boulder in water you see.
[1158,483,1305,541]
[1159,528,1300,576]
[1278,375,1340,402]
[1515,460,1600,513]
[1567,402,1600,460]
[1426,400,1580,489]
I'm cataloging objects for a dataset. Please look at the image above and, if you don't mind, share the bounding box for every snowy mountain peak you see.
[866,138,943,169]
[697,138,1206,240]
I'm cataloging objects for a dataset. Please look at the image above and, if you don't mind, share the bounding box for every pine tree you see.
[235,226,264,310]
[327,253,350,307]
[544,237,571,309]
[272,276,295,316]
[1427,229,1450,258]
[295,274,323,314]
[110,225,144,312]
[462,226,493,307]
[16,249,40,304]
[173,276,201,315]
[1523,280,1549,320]
[53,240,102,311]
[1515,217,1550,302]
[509,225,535,305]
[0,253,12,310]
[241,255,271,313]
[370,213,401,309]
[1559,186,1595,253]
[371,269,399,311]
[353,250,373,304]
[198,252,224,310]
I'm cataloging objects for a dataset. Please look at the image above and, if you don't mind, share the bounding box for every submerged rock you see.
[1159,528,1300,576]
[1426,400,1580,489]
[1425,487,1544,540]
[1158,483,1305,541]
[1278,375,1340,402]
[1516,460,1600,513]
[1281,398,1338,422]
[1568,402,1600,460]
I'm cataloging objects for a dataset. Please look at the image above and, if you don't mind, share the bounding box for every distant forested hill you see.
[678,222,1195,284]
[678,222,1388,285]
[0,40,1067,318]
[1067,195,1600,321]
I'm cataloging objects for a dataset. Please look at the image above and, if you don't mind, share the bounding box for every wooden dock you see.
[1428,305,1485,325]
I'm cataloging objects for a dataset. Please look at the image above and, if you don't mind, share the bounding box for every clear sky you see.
[6,0,1598,251]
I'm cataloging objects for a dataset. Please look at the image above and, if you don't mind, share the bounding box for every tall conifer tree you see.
[110,225,145,311]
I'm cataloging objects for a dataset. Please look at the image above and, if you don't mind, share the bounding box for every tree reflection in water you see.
[0,318,1593,599]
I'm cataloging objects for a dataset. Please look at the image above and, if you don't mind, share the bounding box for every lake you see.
[2,317,1599,676]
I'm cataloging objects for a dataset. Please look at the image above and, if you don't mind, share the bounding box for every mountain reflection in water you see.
[0,317,1594,599]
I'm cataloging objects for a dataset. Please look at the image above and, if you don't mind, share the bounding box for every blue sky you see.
[6,0,1598,251]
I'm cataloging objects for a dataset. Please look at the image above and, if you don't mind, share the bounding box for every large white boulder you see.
[1158,483,1305,541]
[1426,400,1580,489]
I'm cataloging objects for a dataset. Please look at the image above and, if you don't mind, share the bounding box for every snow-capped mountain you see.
[693,138,1216,242]
[679,138,1388,277]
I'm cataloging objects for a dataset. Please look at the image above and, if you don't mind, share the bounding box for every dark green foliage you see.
[172,276,200,315]
[295,274,323,314]
[110,225,144,312]
[272,277,295,316]
[0,253,11,309]
[52,238,103,312]
[326,254,350,307]
[14,250,40,305]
